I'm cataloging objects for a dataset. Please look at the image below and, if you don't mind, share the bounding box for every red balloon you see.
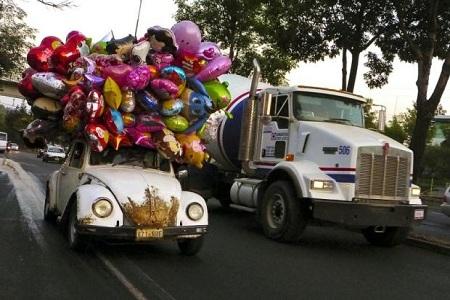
[85,123,109,152]
[51,33,87,75]
[18,68,41,100]
[27,36,63,72]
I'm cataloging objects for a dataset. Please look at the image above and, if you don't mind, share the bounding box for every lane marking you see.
[95,251,149,300]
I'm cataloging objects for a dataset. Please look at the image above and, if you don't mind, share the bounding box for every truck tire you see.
[260,181,308,243]
[177,236,204,256]
[43,186,57,223]
[67,201,87,251]
[362,226,410,247]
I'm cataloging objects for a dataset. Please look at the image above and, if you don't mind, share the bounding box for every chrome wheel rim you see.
[267,193,286,229]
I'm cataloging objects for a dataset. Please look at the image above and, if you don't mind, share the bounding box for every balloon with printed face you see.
[31,72,68,99]
[171,21,201,53]
[86,89,105,121]
[195,55,231,82]
[104,108,124,135]
[160,66,186,97]
[103,77,122,109]
[160,99,184,117]
[136,90,159,111]
[122,112,136,127]
[175,133,208,168]
[153,128,182,160]
[120,89,136,112]
[85,123,110,152]
[150,78,179,100]
[163,115,189,133]
[135,112,165,132]
[197,41,221,61]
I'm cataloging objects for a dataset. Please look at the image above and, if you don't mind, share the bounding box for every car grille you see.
[356,148,410,200]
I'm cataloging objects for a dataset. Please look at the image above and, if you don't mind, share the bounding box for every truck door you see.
[257,94,290,163]
[57,142,86,213]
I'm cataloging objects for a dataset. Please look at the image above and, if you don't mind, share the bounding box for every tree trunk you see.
[341,48,347,90]
[346,51,360,92]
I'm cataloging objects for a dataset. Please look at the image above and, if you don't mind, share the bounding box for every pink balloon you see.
[150,78,179,100]
[148,52,174,70]
[197,41,221,61]
[127,65,151,90]
[194,55,232,82]
[102,64,133,87]
[125,127,156,149]
[171,20,202,53]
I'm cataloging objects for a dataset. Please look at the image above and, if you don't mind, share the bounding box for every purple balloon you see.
[171,20,202,53]
[197,41,221,61]
[150,79,179,100]
[127,65,151,90]
[102,64,133,87]
[194,55,232,82]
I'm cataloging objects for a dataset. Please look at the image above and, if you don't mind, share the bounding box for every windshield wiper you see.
[325,118,353,125]
[112,157,141,167]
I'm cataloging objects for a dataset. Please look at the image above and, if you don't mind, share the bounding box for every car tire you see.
[67,201,87,251]
[43,186,57,223]
[260,181,309,243]
[362,226,410,247]
[177,236,204,256]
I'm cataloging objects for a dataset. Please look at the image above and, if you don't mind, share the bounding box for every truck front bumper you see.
[312,199,427,227]
[76,224,208,241]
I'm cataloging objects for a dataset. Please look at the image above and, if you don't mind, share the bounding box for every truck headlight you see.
[310,180,334,190]
[186,203,204,221]
[92,198,113,218]
[411,187,421,197]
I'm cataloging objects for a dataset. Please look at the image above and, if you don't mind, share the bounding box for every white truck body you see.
[0,132,7,152]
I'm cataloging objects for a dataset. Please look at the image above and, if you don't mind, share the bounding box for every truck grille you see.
[356,151,409,200]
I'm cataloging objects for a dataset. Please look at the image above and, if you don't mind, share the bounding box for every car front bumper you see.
[312,199,427,227]
[76,224,208,241]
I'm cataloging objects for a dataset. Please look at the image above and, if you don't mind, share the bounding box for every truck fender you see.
[178,191,208,227]
[62,184,124,227]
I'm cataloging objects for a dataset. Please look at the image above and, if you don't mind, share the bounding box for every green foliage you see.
[174,0,297,85]
[0,103,33,146]
[384,116,407,144]
[363,98,377,129]
[363,52,394,88]
[422,145,450,185]
[0,0,35,79]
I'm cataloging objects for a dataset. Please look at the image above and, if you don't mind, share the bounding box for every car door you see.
[57,142,86,214]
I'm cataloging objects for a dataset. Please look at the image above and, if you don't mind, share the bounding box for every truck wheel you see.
[261,181,308,243]
[177,236,204,256]
[362,226,410,247]
[67,201,87,251]
[43,186,57,223]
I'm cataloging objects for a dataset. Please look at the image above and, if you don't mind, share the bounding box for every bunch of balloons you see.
[19,21,233,168]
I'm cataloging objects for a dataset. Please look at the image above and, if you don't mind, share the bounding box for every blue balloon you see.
[136,90,159,111]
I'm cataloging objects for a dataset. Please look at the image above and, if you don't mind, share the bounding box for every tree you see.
[363,98,377,129]
[1,104,33,146]
[375,0,450,181]
[174,0,297,84]
[384,115,408,144]
[0,0,35,79]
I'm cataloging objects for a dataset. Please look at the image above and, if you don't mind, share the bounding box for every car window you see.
[69,143,84,168]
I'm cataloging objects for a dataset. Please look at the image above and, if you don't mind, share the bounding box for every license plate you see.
[414,209,425,220]
[136,228,163,240]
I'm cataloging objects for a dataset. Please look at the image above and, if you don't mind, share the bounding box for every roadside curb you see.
[406,234,450,256]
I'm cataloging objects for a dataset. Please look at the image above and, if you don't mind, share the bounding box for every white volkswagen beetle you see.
[45,140,208,255]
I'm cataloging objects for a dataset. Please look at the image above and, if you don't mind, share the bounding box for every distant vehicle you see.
[0,132,7,153]
[442,187,450,217]
[7,142,19,151]
[45,140,208,254]
[37,148,44,158]
[42,145,66,163]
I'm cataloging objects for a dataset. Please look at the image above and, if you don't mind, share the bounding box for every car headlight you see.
[310,179,334,190]
[411,187,421,197]
[186,203,204,221]
[92,198,113,218]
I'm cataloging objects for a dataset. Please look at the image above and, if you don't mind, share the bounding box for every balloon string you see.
[134,0,143,39]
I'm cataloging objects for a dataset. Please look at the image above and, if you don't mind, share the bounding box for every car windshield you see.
[48,147,64,153]
[293,91,364,127]
[90,147,171,172]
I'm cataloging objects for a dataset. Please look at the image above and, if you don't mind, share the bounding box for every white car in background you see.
[442,187,450,217]
[42,145,66,163]
[45,140,208,255]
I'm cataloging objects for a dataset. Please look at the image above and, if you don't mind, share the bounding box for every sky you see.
[2,0,450,120]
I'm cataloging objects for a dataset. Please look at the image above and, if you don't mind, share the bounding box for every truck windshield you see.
[293,92,364,127]
[0,133,7,141]
[90,147,171,172]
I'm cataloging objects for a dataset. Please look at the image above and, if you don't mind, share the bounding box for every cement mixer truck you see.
[182,60,427,246]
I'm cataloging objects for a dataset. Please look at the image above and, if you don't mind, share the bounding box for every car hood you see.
[86,167,181,227]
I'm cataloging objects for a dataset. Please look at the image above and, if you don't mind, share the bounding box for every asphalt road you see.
[1,151,450,300]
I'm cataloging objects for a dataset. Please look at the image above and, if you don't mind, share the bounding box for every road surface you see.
[1,151,449,300]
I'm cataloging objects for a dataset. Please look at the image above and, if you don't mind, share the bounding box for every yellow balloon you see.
[103,77,122,110]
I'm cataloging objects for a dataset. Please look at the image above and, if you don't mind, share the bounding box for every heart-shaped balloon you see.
[150,79,178,100]
[51,32,88,75]
[27,36,63,72]
[102,64,133,88]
